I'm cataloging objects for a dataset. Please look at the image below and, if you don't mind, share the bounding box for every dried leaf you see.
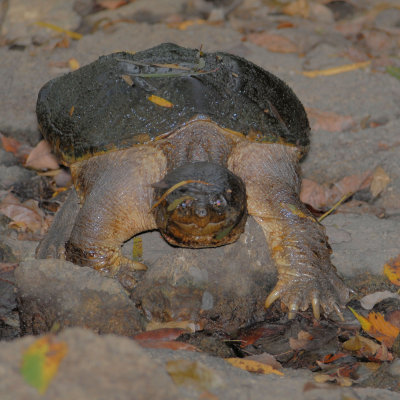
[342,334,393,361]
[166,360,222,390]
[133,328,187,342]
[148,95,174,108]
[98,0,127,9]
[136,340,199,351]
[349,307,372,331]
[370,166,390,197]
[247,32,298,53]
[168,19,206,30]
[383,255,400,286]
[360,291,400,310]
[35,21,83,40]
[68,58,80,71]
[25,140,60,171]
[289,330,313,350]
[300,171,372,211]
[132,236,142,261]
[225,358,284,376]
[305,107,355,132]
[282,0,310,18]
[349,308,400,348]
[146,320,198,332]
[387,66,400,80]
[244,353,282,371]
[54,36,70,48]
[0,193,45,233]
[21,335,68,394]
[0,133,32,163]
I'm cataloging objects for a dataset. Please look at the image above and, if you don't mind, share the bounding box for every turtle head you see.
[152,162,247,248]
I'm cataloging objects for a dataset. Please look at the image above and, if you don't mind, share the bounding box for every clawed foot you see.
[97,256,148,291]
[265,268,351,320]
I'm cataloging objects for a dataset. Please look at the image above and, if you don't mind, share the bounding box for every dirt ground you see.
[1,0,400,399]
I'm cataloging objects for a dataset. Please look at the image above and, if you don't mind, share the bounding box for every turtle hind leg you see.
[36,188,80,260]
[228,141,351,320]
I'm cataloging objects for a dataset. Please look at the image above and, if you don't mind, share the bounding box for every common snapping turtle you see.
[36,43,350,320]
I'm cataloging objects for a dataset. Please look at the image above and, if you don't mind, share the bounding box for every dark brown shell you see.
[36,43,310,163]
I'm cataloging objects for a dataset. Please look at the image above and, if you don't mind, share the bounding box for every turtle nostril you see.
[195,208,207,218]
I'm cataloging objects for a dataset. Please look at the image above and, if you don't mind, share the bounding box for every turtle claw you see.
[265,288,282,309]
[265,269,350,321]
[312,296,320,320]
[288,301,299,320]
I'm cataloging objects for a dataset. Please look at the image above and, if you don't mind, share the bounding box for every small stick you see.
[317,192,352,222]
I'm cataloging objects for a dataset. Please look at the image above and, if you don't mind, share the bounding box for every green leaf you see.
[387,66,400,81]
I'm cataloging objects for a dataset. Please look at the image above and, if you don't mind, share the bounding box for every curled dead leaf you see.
[0,193,46,233]
[25,140,60,171]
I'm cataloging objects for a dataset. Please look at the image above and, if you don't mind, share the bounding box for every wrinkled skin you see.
[38,120,350,319]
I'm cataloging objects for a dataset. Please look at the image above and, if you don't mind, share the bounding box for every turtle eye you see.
[211,195,227,210]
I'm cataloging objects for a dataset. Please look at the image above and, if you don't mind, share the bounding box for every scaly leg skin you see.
[229,142,351,320]
[65,145,167,290]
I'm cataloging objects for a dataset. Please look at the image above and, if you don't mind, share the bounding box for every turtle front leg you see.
[229,142,350,319]
[65,146,167,288]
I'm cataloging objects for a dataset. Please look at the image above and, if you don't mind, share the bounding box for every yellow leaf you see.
[348,307,372,331]
[68,58,80,71]
[225,358,284,376]
[166,360,222,391]
[168,19,206,31]
[148,95,174,108]
[302,61,371,78]
[383,255,400,286]
[368,312,400,341]
[21,335,68,394]
[35,21,83,40]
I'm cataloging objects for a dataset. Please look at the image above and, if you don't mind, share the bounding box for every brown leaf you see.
[0,133,32,163]
[98,0,127,9]
[343,334,393,361]
[370,166,390,198]
[246,32,298,53]
[305,107,355,132]
[0,193,45,233]
[300,171,372,211]
[25,140,60,171]
[133,328,186,342]
[289,330,313,351]
[146,320,198,332]
[136,340,200,351]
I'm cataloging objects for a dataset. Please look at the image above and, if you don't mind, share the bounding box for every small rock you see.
[15,259,146,335]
